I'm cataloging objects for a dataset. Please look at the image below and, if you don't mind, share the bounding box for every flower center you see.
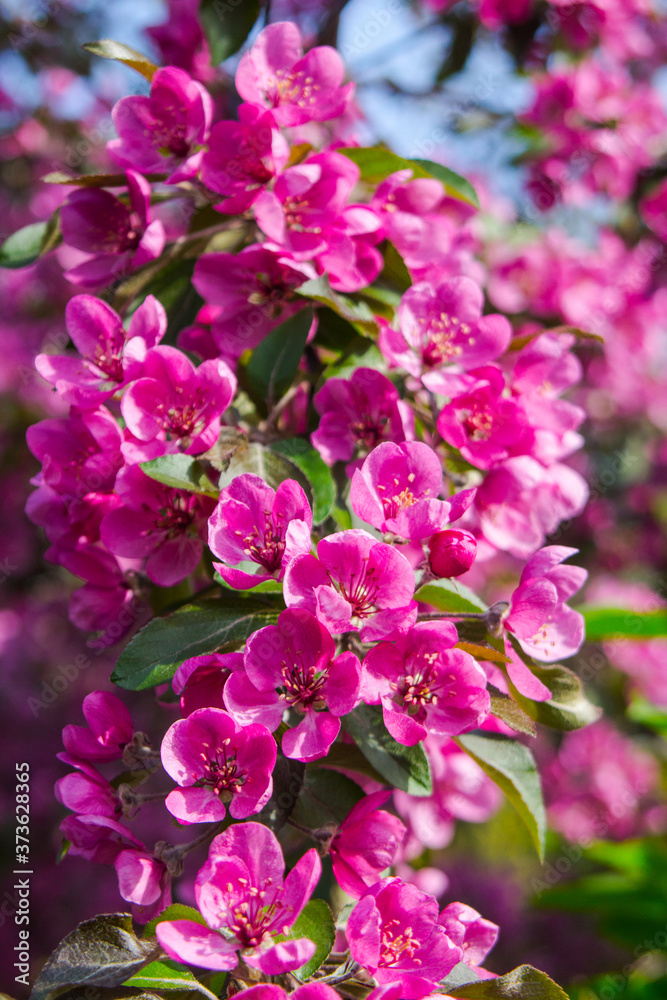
[380,918,422,967]
[280,651,327,711]
[419,312,470,367]
[194,738,246,802]
[272,68,321,110]
[377,473,423,520]
[462,406,494,441]
[336,563,380,619]
[238,510,285,573]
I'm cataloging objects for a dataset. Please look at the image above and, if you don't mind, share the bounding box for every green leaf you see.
[296,275,378,335]
[342,705,432,796]
[339,146,479,207]
[440,962,481,992]
[578,606,667,642]
[455,732,546,859]
[82,40,158,80]
[111,598,278,690]
[506,643,601,732]
[509,325,604,350]
[378,241,412,294]
[143,904,208,939]
[416,578,487,614]
[317,741,387,785]
[245,307,313,412]
[487,685,536,738]
[140,454,219,498]
[455,641,510,664]
[124,959,218,1000]
[289,899,336,980]
[448,964,568,999]
[627,697,667,736]
[268,438,335,524]
[199,0,260,63]
[218,439,318,520]
[29,913,157,1000]
[0,221,49,269]
[291,765,365,831]
[411,159,480,208]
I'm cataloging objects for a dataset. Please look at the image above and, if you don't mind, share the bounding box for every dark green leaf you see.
[291,765,365,831]
[143,904,208,939]
[140,454,219,498]
[455,732,546,859]
[296,275,378,335]
[317,741,387,785]
[312,306,360,351]
[487,685,536,738]
[256,751,305,832]
[416,578,487,614]
[342,705,432,796]
[43,171,166,186]
[440,962,481,991]
[268,438,335,524]
[506,641,601,731]
[378,241,412,293]
[218,440,317,522]
[0,222,48,269]
[289,899,336,980]
[245,307,313,412]
[82,40,158,80]
[29,913,157,1000]
[199,0,260,64]
[339,147,479,207]
[509,325,604,350]
[124,959,218,999]
[448,964,568,998]
[111,598,279,690]
[411,159,479,208]
[36,990,154,1000]
[455,641,510,664]
[579,606,667,642]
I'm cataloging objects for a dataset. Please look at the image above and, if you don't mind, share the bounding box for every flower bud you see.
[428,528,477,578]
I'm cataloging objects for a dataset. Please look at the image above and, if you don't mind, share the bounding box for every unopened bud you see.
[428,528,477,578]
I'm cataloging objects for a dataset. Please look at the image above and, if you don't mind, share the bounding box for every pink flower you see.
[192,245,316,358]
[394,737,502,850]
[428,529,477,578]
[350,441,476,540]
[26,407,123,497]
[35,293,166,408]
[383,278,512,392]
[61,690,133,762]
[235,986,339,1000]
[108,66,214,183]
[208,473,312,589]
[156,821,321,973]
[362,622,490,745]
[100,465,215,587]
[114,849,171,924]
[284,529,417,641]
[55,758,119,818]
[160,707,276,824]
[347,878,463,997]
[504,545,587,662]
[253,151,360,261]
[59,813,143,865]
[173,652,244,716]
[225,609,360,762]
[438,902,499,971]
[59,171,165,288]
[436,366,534,470]
[330,790,406,899]
[51,542,138,636]
[311,368,414,467]
[469,456,589,559]
[545,720,666,843]
[640,179,667,242]
[235,21,353,126]
[120,345,236,460]
[201,103,290,214]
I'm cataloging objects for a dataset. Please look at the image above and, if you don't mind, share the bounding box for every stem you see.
[317,961,360,985]
[155,820,226,875]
